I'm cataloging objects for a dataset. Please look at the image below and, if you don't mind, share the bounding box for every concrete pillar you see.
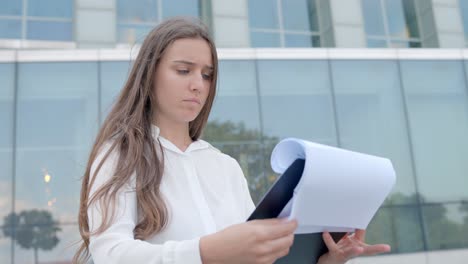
[327,0,366,47]
[210,0,250,47]
[431,0,465,48]
[75,0,116,48]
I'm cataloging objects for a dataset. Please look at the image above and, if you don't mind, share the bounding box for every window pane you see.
[27,21,73,41]
[250,31,281,47]
[14,224,80,263]
[367,38,388,47]
[282,0,319,31]
[422,203,468,250]
[284,34,319,47]
[118,24,154,43]
[0,63,14,264]
[211,142,265,204]
[248,0,279,29]
[257,60,337,144]
[162,0,200,19]
[400,60,468,202]
[100,61,132,118]
[0,63,14,225]
[331,60,417,204]
[367,206,425,253]
[27,0,73,18]
[16,62,98,224]
[461,0,468,38]
[402,0,420,38]
[385,0,407,37]
[0,0,22,16]
[0,19,22,39]
[117,0,158,23]
[207,61,261,141]
[362,0,385,36]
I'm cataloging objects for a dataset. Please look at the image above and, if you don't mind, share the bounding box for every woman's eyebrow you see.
[172,60,213,70]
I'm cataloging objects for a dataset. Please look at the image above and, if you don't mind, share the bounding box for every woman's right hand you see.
[200,218,298,264]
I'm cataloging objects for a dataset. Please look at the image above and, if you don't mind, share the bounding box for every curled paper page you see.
[271,138,396,234]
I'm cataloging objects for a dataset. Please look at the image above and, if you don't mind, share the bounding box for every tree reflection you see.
[2,209,61,264]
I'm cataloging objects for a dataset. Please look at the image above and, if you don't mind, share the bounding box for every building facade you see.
[1,1,468,263]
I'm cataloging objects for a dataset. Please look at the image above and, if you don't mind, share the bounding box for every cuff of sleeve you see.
[172,237,202,264]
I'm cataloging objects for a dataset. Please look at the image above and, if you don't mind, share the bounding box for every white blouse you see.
[88,126,256,264]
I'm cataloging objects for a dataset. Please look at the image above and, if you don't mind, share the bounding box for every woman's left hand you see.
[317,229,391,264]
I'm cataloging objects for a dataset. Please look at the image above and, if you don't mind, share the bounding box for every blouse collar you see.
[151,124,209,154]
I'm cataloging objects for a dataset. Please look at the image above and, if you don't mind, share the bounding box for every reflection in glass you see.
[211,142,265,204]
[0,19,22,39]
[362,0,385,36]
[27,0,73,18]
[331,60,416,204]
[367,206,424,253]
[117,0,158,23]
[422,203,468,250]
[250,31,281,47]
[14,224,80,263]
[100,61,132,118]
[27,21,73,41]
[248,0,279,29]
[162,0,200,19]
[400,61,468,202]
[0,0,22,16]
[257,60,337,143]
[282,0,319,31]
[208,60,261,136]
[461,0,468,43]
[16,62,98,224]
[284,34,320,47]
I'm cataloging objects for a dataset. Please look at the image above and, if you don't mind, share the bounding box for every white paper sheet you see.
[271,138,396,234]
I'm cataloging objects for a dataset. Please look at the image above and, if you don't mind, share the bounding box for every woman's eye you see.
[202,73,212,80]
[177,69,189,74]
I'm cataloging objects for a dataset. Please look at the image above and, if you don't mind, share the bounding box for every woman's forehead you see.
[162,38,213,67]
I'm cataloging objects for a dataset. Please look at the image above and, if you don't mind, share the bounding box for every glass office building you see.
[1,1,468,263]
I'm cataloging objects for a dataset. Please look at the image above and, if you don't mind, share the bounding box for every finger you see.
[258,219,298,240]
[322,232,339,252]
[340,244,364,259]
[362,244,391,256]
[268,233,294,257]
[354,229,366,241]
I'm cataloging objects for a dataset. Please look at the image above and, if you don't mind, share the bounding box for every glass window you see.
[0,63,14,225]
[367,206,425,253]
[117,24,154,44]
[257,60,337,144]
[284,34,320,47]
[27,21,73,41]
[0,0,22,16]
[362,0,386,36]
[16,62,99,226]
[248,0,279,29]
[331,60,417,205]
[0,63,14,264]
[117,0,158,23]
[422,203,468,250]
[385,0,408,37]
[14,224,80,263]
[460,0,468,44]
[27,0,73,18]
[207,60,261,141]
[248,0,327,47]
[250,32,281,47]
[282,0,319,31]
[0,19,21,39]
[162,0,200,19]
[100,61,132,118]
[400,60,468,202]
[362,0,421,47]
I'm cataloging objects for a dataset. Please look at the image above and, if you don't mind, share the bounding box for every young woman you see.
[74,17,390,264]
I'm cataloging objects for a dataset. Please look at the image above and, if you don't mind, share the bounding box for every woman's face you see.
[153,37,213,125]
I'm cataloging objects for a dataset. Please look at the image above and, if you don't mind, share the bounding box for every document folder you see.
[247,159,346,264]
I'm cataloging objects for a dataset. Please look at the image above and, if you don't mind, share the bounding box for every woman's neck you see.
[153,118,193,152]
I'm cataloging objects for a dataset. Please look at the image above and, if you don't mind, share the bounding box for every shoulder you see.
[196,139,244,174]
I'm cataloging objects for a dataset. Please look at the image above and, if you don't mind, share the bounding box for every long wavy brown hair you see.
[73,17,218,263]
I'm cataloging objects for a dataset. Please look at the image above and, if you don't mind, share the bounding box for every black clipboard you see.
[247,159,346,264]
